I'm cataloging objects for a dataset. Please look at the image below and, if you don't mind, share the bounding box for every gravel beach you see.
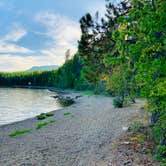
[0,92,145,166]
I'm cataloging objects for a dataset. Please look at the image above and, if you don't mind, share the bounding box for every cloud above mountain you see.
[0,12,81,72]
[0,0,106,72]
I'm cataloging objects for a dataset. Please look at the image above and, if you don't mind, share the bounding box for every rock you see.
[123,160,132,165]
[75,95,82,99]
[122,142,130,145]
[58,96,75,106]
[122,126,129,132]
[52,95,59,99]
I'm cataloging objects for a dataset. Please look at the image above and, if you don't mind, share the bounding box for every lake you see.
[0,88,63,126]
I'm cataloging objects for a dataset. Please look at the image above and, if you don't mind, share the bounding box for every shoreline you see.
[0,85,78,92]
[0,85,69,93]
[0,89,79,128]
[0,91,157,165]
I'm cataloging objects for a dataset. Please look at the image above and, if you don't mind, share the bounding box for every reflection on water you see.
[0,88,63,125]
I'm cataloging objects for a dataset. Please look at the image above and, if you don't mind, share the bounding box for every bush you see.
[36,113,47,120]
[155,145,166,164]
[113,97,123,108]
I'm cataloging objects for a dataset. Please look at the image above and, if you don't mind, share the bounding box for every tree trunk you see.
[151,0,156,11]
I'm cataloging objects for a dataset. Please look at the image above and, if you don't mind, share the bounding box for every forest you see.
[0,0,165,163]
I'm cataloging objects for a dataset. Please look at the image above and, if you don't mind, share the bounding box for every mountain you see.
[28,65,59,71]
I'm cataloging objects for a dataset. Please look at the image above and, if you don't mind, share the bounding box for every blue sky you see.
[0,0,117,71]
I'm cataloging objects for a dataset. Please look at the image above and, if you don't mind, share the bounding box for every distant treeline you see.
[0,53,95,90]
[0,0,165,163]
[0,70,53,86]
[0,55,85,90]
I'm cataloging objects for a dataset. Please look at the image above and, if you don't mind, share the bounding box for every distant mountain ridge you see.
[28,65,59,71]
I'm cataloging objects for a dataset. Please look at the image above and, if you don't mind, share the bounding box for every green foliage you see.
[53,54,84,90]
[45,112,54,117]
[129,133,146,144]
[9,129,32,137]
[79,0,165,163]
[155,145,166,164]
[36,113,47,120]
[129,121,145,133]
[111,0,166,163]
[0,70,55,86]
[81,90,94,96]
[36,112,54,120]
[36,120,56,129]
[113,97,123,108]
[1,0,165,163]
[0,53,86,90]
[63,112,72,116]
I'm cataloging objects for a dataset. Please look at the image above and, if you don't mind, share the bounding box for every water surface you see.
[0,88,63,125]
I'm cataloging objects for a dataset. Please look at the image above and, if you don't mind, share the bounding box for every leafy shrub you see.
[155,145,166,164]
[113,97,123,108]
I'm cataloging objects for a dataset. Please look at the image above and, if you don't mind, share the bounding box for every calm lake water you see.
[0,88,63,126]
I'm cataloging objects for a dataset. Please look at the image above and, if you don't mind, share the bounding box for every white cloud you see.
[0,13,81,71]
[3,24,27,42]
[0,54,65,72]
[35,12,81,57]
[0,41,32,54]
[0,23,32,54]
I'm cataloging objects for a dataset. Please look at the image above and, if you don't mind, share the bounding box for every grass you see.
[81,90,94,96]
[36,120,56,129]
[128,121,145,132]
[63,112,72,116]
[36,112,54,120]
[9,129,32,137]
[129,133,146,143]
[36,113,46,120]
[45,112,54,117]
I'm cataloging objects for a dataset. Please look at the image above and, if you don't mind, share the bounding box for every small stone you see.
[122,126,129,131]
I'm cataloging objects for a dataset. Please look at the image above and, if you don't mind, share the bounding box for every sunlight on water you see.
[0,88,63,125]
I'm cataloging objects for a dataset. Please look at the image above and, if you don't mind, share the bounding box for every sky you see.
[0,0,117,72]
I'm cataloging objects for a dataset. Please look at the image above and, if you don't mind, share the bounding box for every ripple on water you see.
[0,88,63,126]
